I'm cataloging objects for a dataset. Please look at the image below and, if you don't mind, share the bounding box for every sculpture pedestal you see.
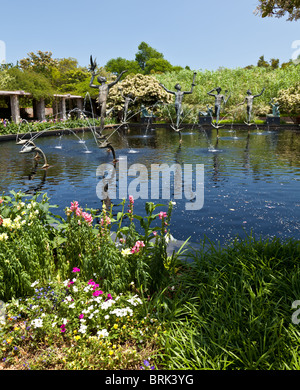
[266,116,280,125]
[198,116,212,125]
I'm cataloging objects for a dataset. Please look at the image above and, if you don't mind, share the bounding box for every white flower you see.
[31,280,39,288]
[97,329,109,338]
[31,318,43,328]
[104,315,110,320]
[73,286,78,293]
[0,233,8,241]
[101,300,115,310]
[78,324,87,334]
[121,248,131,256]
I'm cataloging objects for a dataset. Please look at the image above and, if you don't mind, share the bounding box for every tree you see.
[19,51,59,77]
[6,67,54,100]
[270,58,280,69]
[135,42,164,70]
[144,58,174,75]
[255,0,300,21]
[257,55,270,68]
[105,57,141,75]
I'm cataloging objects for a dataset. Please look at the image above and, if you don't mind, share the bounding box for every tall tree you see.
[135,42,164,70]
[255,0,300,21]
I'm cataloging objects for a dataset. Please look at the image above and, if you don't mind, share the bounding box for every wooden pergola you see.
[0,90,83,124]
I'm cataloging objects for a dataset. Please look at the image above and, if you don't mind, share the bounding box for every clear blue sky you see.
[1,0,299,70]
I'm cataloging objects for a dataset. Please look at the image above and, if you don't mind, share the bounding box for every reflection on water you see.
[0,126,300,245]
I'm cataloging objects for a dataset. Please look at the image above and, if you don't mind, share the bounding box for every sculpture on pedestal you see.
[159,72,197,131]
[207,87,231,127]
[238,88,265,124]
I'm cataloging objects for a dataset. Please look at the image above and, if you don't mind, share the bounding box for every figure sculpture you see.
[159,72,196,130]
[269,98,280,117]
[207,87,231,124]
[238,88,265,124]
[119,90,136,123]
[89,56,127,133]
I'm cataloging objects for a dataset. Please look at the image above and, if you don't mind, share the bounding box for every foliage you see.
[0,192,177,301]
[107,73,173,115]
[276,82,300,118]
[0,69,14,90]
[135,42,164,71]
[0,274,163,369]
[155,65,300,122]
[144,58,174,75]
[19,51,59,77]
[0,118,103,136]
[6,67,54,100]
[255,0,300,21]
[105,57,141,75]
[160,235,300,369]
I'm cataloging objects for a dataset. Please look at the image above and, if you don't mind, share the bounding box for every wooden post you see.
[10,94,20,124]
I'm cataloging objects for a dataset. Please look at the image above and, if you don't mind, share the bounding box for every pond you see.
[0,125,300,246]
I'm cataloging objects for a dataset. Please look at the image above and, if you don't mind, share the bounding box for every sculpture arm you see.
[254,87,265,98]
[237,98,246,106]
[207,89,216,96]
[159,83,175,94]
[186,72,197,94]
[89,74,98,89]
[108,70,128,88]
[224,92,231,104]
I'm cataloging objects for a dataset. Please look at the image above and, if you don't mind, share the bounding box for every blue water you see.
[0,126,299,246]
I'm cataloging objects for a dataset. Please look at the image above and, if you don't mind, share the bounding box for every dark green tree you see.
[257,55,270,68]
[144,58,174,74]
[135,42,164,70]
[105,57,141,75]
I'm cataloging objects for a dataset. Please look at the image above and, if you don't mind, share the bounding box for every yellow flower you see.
[113,324,118,329]
[75,335,81,341]
[109,350,114,355]
[122,325,126,330]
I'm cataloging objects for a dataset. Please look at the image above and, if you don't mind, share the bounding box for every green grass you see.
[158,235,300,370]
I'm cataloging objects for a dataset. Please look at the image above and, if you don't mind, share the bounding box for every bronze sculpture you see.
[207,87,230,125]
[159,72,197,130]
[89,56,127,133]
[238,88,265,124]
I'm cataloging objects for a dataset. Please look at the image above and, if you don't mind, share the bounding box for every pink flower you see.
[129,195,134,204]
[0,198,3,204]
[72,267,80,273]
[79,314,84,319]
[70,201,79,212]
[153,231,157,236]
[159,211,167,220]
[60,324,66,333]
[131,240,145,254]
[93,290,103,297]
[81,211,93,226]
[107,293,112,300]
[88,279,95,285]
[100,216,111,226]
